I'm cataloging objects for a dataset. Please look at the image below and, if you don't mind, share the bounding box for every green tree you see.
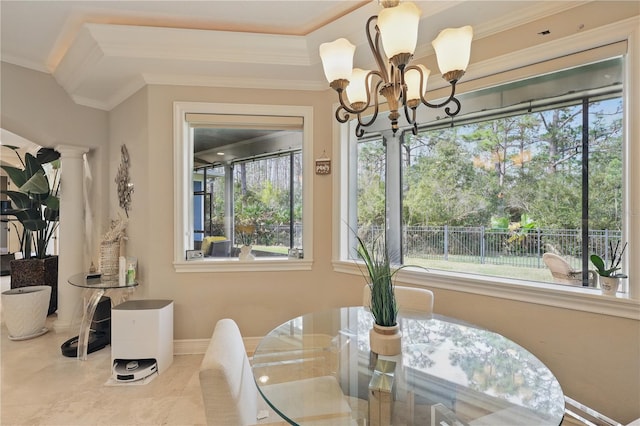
[404,134,489,226]
[357,139,386,227]
[587,99,623,229]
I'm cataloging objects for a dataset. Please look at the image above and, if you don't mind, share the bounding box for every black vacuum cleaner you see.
[61,296,111,357]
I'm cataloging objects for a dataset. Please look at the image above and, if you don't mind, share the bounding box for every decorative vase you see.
[99,240,121,277]
[9,256,58,315]
[1,285,51,340]
[599,276,621,296]
[369,323,402,356]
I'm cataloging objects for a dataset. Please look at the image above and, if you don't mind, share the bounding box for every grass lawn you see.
[253,245,557,284]
[406,256,555,283]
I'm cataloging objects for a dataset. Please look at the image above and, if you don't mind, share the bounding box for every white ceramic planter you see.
[369,323,402,356]
[1,285,51,340]
[599,276,621,296]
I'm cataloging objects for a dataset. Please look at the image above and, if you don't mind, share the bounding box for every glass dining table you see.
[251,306,565,426]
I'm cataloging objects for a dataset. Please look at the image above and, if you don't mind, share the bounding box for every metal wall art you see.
[115,145,134,216]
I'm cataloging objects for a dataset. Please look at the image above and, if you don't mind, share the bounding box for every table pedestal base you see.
[76,287,135,360]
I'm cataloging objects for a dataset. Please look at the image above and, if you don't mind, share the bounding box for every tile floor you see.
[1,276,206,426]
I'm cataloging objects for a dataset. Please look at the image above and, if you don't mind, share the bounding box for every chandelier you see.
[319,1,473,137]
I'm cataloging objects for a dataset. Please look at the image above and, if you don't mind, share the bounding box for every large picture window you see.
[400,94,623,285]
[347,57,629,293]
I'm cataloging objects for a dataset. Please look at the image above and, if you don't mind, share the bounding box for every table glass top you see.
[67,273,138,289]
[252,306,564,426]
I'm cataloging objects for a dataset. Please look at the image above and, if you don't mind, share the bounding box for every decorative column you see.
[53,144,90,332]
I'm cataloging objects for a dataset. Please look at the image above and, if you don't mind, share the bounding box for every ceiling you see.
[0,0,580,112]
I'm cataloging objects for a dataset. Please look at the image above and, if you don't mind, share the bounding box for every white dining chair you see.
[362,284,434,314]
[199,318,354,426]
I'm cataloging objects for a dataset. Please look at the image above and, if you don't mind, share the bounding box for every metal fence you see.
[360,225,622,270]
[233,223,622,270]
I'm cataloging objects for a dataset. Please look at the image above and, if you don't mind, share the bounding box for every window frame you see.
[333,18,640,319]
[173,102,313,272]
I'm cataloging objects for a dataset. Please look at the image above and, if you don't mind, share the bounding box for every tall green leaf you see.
[0,165,28,187]
[19,170,50,197]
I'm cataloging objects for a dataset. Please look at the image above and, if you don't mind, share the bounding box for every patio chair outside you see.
[542,253,597,287]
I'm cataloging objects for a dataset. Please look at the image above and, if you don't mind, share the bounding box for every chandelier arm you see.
[443,97,462,117]
[367,15,389,83]
[335,105,350,124]
[402,103,418,129]
[420,81,462,117]
[354,80,383,130]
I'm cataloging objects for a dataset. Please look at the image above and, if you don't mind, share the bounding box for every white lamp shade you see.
[319,38,356,82]
[377,2,422,58]
[405,65,430,101]
[432,26,473,74]
[346,68,370,105]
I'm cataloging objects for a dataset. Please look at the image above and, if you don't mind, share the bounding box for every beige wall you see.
[106,86,149,264]
[127,84,346,337]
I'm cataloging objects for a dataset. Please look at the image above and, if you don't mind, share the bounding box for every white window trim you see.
[332,17,640,319]
[173,102,314,272]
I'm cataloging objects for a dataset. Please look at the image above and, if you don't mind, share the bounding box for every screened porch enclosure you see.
[193,153,303,258]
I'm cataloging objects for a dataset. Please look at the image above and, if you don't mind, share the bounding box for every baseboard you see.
[173,336,262,356]
[173,339,209,355]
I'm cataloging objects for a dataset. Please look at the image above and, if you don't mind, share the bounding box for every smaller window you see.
[174,102,313,270]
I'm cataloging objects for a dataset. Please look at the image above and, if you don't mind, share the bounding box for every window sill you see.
[332,261,640,321]
[174,258,313,273]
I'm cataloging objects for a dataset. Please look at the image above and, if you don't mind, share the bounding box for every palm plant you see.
[356,235,399,327]
[1,146,60,259]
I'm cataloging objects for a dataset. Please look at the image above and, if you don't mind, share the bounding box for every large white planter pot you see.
[599,276,621,296]
[1,285,51,340]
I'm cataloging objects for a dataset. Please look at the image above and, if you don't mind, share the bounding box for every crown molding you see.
[87,23,311,66]
[53,22,321,110]
[71,75,147,111]
[0,55,50,74]
[142,72,327,92]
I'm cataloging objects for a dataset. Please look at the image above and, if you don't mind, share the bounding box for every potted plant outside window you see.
[590,241,627,296]
[236,223,255,261]
[1,146,60,315]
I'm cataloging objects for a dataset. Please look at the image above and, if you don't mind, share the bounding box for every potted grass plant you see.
[590,241,627,296]
[356,234,404,355]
